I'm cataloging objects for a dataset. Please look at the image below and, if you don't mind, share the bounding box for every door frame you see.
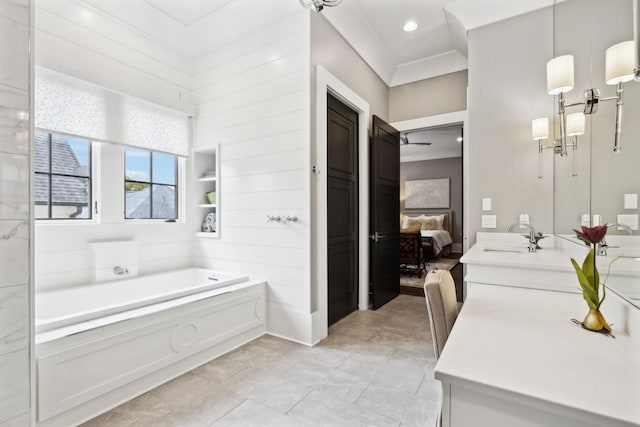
[390,110,469,254]
[314,66,370,343]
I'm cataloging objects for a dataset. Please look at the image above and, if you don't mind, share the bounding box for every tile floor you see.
[82,294,439,427]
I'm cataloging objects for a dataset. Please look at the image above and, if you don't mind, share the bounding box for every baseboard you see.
[266,302,315,346]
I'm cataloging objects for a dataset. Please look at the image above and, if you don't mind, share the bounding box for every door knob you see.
[369,232,385,242]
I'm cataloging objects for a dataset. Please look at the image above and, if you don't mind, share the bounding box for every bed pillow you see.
[420,217,440,230]
[424,214,445,230]
[402,214,445,230]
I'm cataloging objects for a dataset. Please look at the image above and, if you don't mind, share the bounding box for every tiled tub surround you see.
[36,279,266,427]
[81,295,438,427]
[0,0,32,425]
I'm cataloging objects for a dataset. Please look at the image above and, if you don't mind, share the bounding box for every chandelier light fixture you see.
[299,0,343,13]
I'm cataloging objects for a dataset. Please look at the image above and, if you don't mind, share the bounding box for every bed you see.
[401,210,453,260]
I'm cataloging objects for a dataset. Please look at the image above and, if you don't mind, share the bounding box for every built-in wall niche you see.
[193,145,219,238]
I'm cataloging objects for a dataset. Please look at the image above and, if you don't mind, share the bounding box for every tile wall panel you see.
[0,0,31,425]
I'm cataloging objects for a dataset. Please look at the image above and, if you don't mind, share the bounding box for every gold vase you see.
[582,308,611,333]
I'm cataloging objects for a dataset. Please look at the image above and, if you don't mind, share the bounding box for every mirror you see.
[553,0,640,306]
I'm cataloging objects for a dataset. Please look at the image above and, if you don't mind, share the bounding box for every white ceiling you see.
[400,125,462,163]
[74,0,299,60]
[55,0,561,84]
[322,0,561,86]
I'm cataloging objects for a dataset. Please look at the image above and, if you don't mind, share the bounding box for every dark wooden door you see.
[327,93,359,325]
[370,115,400,309]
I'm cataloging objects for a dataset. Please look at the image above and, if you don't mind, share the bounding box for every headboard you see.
[401,210,453,235]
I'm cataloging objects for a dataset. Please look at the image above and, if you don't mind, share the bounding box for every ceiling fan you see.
[400,133,432,146]
[299,0,343,13]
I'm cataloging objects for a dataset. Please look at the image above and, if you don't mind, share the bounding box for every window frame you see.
[124,147,179,221]
[34,130,94,221]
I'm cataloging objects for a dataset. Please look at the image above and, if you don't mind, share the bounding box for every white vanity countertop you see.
[435,284,640,426]
[462,235,640,276]
[461,243,575,271]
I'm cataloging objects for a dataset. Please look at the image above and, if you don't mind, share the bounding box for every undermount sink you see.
[482,244,526,254]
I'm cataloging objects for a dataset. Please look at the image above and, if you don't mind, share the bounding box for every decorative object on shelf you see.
[570,225,614,334]
[522,232,546,250]
[206,191,216,205]
[201,171,216,178]
[202,212,216,233]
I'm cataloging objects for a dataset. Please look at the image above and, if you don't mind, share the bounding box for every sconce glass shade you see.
[547,55,575,95]
[532,117,549,140]
[566,112,585,136]
[605,41,635,84]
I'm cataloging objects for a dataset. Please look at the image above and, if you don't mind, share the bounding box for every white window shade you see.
[35,68,189,156]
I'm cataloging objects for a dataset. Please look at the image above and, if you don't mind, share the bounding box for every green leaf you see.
[581,248,599,295]
[571,258,598,309]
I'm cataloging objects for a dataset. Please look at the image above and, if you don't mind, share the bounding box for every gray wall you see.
[467,7,555,244]
[401,157,463,249]
[311,13,389,122]
[0,0,32,424]
[389,70,468,123]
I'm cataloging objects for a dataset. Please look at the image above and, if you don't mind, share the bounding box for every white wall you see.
[467,7,555,244]
[34,0,193,114]
[0,0,32,425]
[33,0,194,292]
[191,8,313,344]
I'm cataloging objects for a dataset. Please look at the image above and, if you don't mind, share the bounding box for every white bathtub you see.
[35,269,266,427]
[35,268,249,333]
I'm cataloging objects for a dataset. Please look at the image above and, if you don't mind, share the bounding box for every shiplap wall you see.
[0,0,32,425]
[192,8,313,343]
[33,0,194,291]
[34,0,193,114]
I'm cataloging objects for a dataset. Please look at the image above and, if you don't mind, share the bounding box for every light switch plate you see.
[482,215,497,228]
[617,214,639,230]
[482,198,492,211]
[519,214,529,225]
[624,194,638,210]
[592,214,601,226]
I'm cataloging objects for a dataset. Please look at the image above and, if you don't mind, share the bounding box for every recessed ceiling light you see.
[403,21,418,32]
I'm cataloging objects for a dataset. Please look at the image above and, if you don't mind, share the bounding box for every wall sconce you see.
[532,112,584,179]
[546,39,636,155]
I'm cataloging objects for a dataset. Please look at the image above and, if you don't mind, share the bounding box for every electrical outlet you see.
[482,215,497,228]
[482,198,492,211]
[519,214,529,225]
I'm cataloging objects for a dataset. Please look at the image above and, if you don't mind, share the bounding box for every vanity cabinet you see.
[193,146,219,238]
[436,283,640,427]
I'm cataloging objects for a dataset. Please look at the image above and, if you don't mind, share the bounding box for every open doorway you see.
[394,120,466,302]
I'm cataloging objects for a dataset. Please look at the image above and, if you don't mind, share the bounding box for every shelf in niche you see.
[197,204,217,208]
[195,232,218,238]
[198,176,217,182]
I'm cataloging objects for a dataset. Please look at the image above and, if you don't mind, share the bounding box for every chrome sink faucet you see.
[598,223,633,256]
[508,223,537,252]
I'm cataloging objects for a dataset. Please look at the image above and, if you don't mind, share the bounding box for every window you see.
[34,131,92,219]
[125,147,177,219]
